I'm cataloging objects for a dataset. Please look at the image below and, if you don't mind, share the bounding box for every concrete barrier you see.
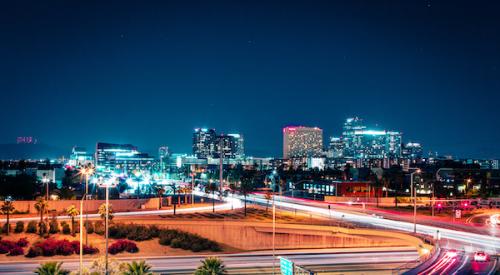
[10,198,161,214]
[135,220,426,251]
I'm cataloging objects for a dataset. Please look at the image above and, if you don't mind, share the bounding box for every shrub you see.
[149,225,160,238]
[157,229,220,252]
[0,244,9,254]
[16,238,29,247]
[109,225,128,239]
[108,239,139,255]
[2,223,11,234]
[94,221,105,235]
[0,240,18,250]
[85,221,94,234]
[83,244,99,255]
[126,225,152,241]
[62,223,71,235]
[14,221,24,233]
[8,246,24,256]
[49,221,59,234]
[26,221,37,233]
[25,246,43,258]
[38,222,47,236]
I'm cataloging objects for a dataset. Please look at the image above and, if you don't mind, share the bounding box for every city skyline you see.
[2,1,500,159]
[2,115,495,160]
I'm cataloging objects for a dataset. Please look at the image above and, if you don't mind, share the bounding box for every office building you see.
[402,142,423,160]
[95,142,154,173]
[192,128,217,158]
[341,117,402,159]
[68,146,94,167]
[283,126,323,159]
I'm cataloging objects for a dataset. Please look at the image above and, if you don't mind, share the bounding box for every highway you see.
[0,249,419,274]
[246,194,500,275]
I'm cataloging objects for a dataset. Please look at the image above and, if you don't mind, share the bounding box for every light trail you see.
[246,194,500,250]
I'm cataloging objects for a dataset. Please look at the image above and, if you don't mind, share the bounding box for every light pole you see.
[80,165,94,246]
[191,172,195,205]
[411,169,421,233]
[42,174,49,201]
[272,191,276,275]
[98,177,117,275]
[79,191,86,275]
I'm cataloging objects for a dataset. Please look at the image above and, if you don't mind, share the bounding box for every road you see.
[246,194,500,275]
[0,192,242,223]
[0,248,419,274]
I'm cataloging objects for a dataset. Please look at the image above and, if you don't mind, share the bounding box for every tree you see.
[34,261,69,275]
[194,257,227,275]
[98,203,114,221]
[34,197,48,236]
[66,205,79,236]
[205,181,218,213]
[1,200,14,235]
[123,260,153,275]
[264,191,272,213]
[239,179,255,216]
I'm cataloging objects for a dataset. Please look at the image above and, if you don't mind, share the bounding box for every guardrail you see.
[392,244,440,275]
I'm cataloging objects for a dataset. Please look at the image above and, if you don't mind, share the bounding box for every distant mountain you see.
[0,143,67,160]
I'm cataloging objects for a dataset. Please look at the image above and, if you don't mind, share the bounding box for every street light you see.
[411,169,421,233]
[79,164,94,246]
[42,174,50,201]
[97,177,118,275]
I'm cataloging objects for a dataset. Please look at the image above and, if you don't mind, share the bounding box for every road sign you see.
[280,257,294,275]
[455,209,461,219]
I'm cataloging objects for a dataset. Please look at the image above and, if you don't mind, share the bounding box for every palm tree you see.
[1,200,14,235]
[194,257,227,275]
[206,181,218,213]
[98,203,113,221]
[34,197,48,236]
[34,261,69,275]
[239,179,255,216]
[123,260,153,275]
[66,205,79,236]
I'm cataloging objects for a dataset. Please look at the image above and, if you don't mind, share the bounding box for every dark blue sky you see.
[1,0,499,158]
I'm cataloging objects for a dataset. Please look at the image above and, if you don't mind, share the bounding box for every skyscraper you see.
[192,129,244,159]
[283,126,323,159]
[192,128,217,158]
[340,117,402,159]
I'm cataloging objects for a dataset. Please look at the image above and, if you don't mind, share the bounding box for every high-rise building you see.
[327,137,344,158]
[283,126,323,159]
[227,133,244,158]
[192,129,244,159]
[192,128,217,158]
[341,117,402,159]
[95,142,154,173]
[402,142,423,160]
[158,146,170,172]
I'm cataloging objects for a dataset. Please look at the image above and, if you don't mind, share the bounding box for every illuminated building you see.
[158,146,170,172]
[68,146,94,167]
[283,126,323,159]
[192,128,217,158]
[327,137,344,158]
[193,129,244,159]
[95,142,154,173]
[402,142,423,160]
[341,117,402,159]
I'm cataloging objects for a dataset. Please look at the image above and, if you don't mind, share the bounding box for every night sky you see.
[1,1,500,158]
